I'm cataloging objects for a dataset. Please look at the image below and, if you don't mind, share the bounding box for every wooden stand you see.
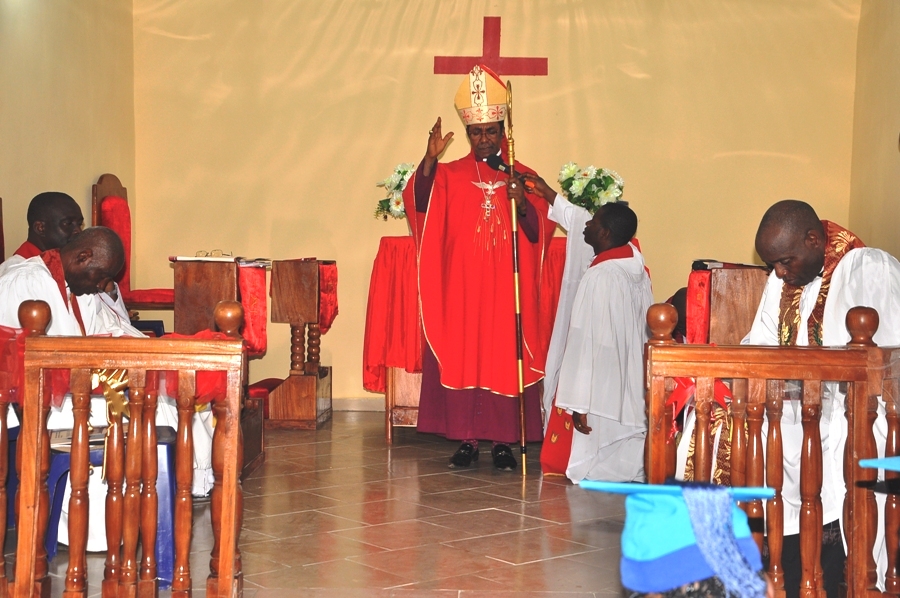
[173,261,239,334]
[172,259,265,479]
[385,367,421,443]
[266,259,333,429]
[707,267,769,344]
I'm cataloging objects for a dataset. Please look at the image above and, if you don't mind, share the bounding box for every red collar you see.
[14,241,41,259]
[590,243,634,267]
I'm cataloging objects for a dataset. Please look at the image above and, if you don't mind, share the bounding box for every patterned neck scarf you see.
[777,220,864,346]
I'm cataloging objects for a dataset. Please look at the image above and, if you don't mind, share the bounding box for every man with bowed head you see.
[407,64,554,471]
[746,199,900,597]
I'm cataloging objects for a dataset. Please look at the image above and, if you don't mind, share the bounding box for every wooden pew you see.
[644,303,897,598]
[12,300,246,598]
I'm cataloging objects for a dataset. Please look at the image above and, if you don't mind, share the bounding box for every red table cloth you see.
[363,235,566,394]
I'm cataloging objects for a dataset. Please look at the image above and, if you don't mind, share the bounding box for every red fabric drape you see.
[362,237,422,393]
[686,270,712,344]
[238,265,267,356]
[161,330,231,404]
[100,196,175,306]
[318,262,338,335]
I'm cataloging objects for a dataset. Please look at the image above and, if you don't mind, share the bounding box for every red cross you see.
[434,17,548,76]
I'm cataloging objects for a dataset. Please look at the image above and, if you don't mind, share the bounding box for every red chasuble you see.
[418,151,554,398]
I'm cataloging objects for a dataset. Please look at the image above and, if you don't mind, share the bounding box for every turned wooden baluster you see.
[693,377,714,483]
[63,369,92,597]
[290,324,305,372]
[15,300,53,598]
[731,378,748,489]
[119,370,145,598]
[172,370,196,598]
[102,385,125,598]
[644,304,676,483]
[765,380,785,594]
[208,302,245,596]
[846,307,880,596]
[305,323,321,375]
[139,371,159,597]
[746,378,766,555]
[882,374,900,594]
[798,380,824,598]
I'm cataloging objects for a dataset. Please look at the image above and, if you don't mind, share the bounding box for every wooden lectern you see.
[267,259,334,429]
[174,260,238,333]
[172,258,266,477]
[687,265,769,345]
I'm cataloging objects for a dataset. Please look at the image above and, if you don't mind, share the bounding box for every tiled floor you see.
[46,411,626,597]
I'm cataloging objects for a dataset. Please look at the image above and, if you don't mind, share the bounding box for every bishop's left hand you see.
[507,174,527,210]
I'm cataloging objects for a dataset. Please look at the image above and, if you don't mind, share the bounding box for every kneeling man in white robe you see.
[523,179,652,484]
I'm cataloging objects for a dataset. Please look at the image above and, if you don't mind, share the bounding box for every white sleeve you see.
[742,271,782,345]
[548,193,591,233]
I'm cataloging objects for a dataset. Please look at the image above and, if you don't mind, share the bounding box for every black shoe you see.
[492,444,517,471]
[449,442,478,468]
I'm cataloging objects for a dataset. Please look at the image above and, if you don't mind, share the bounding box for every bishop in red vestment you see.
[409,65,553,471]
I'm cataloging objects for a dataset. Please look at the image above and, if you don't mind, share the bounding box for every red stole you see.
[777,220,864,346]
[539,243,642,476]
[418,150,554,397]
[40,250,86,336]
[14,241,42,259]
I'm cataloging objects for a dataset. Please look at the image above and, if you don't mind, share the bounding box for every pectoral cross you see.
[472,180,506,221]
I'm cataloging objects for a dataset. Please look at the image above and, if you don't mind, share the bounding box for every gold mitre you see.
[454,64,508,126]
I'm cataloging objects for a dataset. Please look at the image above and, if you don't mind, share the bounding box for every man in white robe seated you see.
[744,199,900,598]
[525,174,653,483]
[1,191,131,326]
[0,227,214,550]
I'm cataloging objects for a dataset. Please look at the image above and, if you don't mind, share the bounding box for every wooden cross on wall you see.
[434,17,548,76]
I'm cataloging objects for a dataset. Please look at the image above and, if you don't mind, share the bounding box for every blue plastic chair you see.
[9,426,177,588]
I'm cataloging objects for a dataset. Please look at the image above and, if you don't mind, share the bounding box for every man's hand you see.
[507,174,528,211]
[572,412,592,435]
[423,117,454,177]
[103,280,118,300]
[523,173,558,205]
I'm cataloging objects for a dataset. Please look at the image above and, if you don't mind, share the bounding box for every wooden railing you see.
[645,303,899,598]
[8,299,246,598]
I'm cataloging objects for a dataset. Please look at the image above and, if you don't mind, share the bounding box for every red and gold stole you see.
[40,249,86,336]
[777,220,864,346]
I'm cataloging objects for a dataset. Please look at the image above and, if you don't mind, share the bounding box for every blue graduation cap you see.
[579,481,773,597]
[859,457,900,471]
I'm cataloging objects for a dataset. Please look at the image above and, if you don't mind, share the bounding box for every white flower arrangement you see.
[375,163,415,220]
[557,161,624,214]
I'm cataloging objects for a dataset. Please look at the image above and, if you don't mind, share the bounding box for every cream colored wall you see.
[0,0,135,252]
[131,1,861,399]
[848,0,900,252]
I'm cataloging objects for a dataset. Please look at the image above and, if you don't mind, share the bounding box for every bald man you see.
[14,191,84,259]
[0,227,215,550]
[745,200,900,597]
[0,226,138,336]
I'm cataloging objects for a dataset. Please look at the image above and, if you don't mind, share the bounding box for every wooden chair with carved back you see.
[91,173,175,312]
[645,303,900,598]
[4,300,246,598]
